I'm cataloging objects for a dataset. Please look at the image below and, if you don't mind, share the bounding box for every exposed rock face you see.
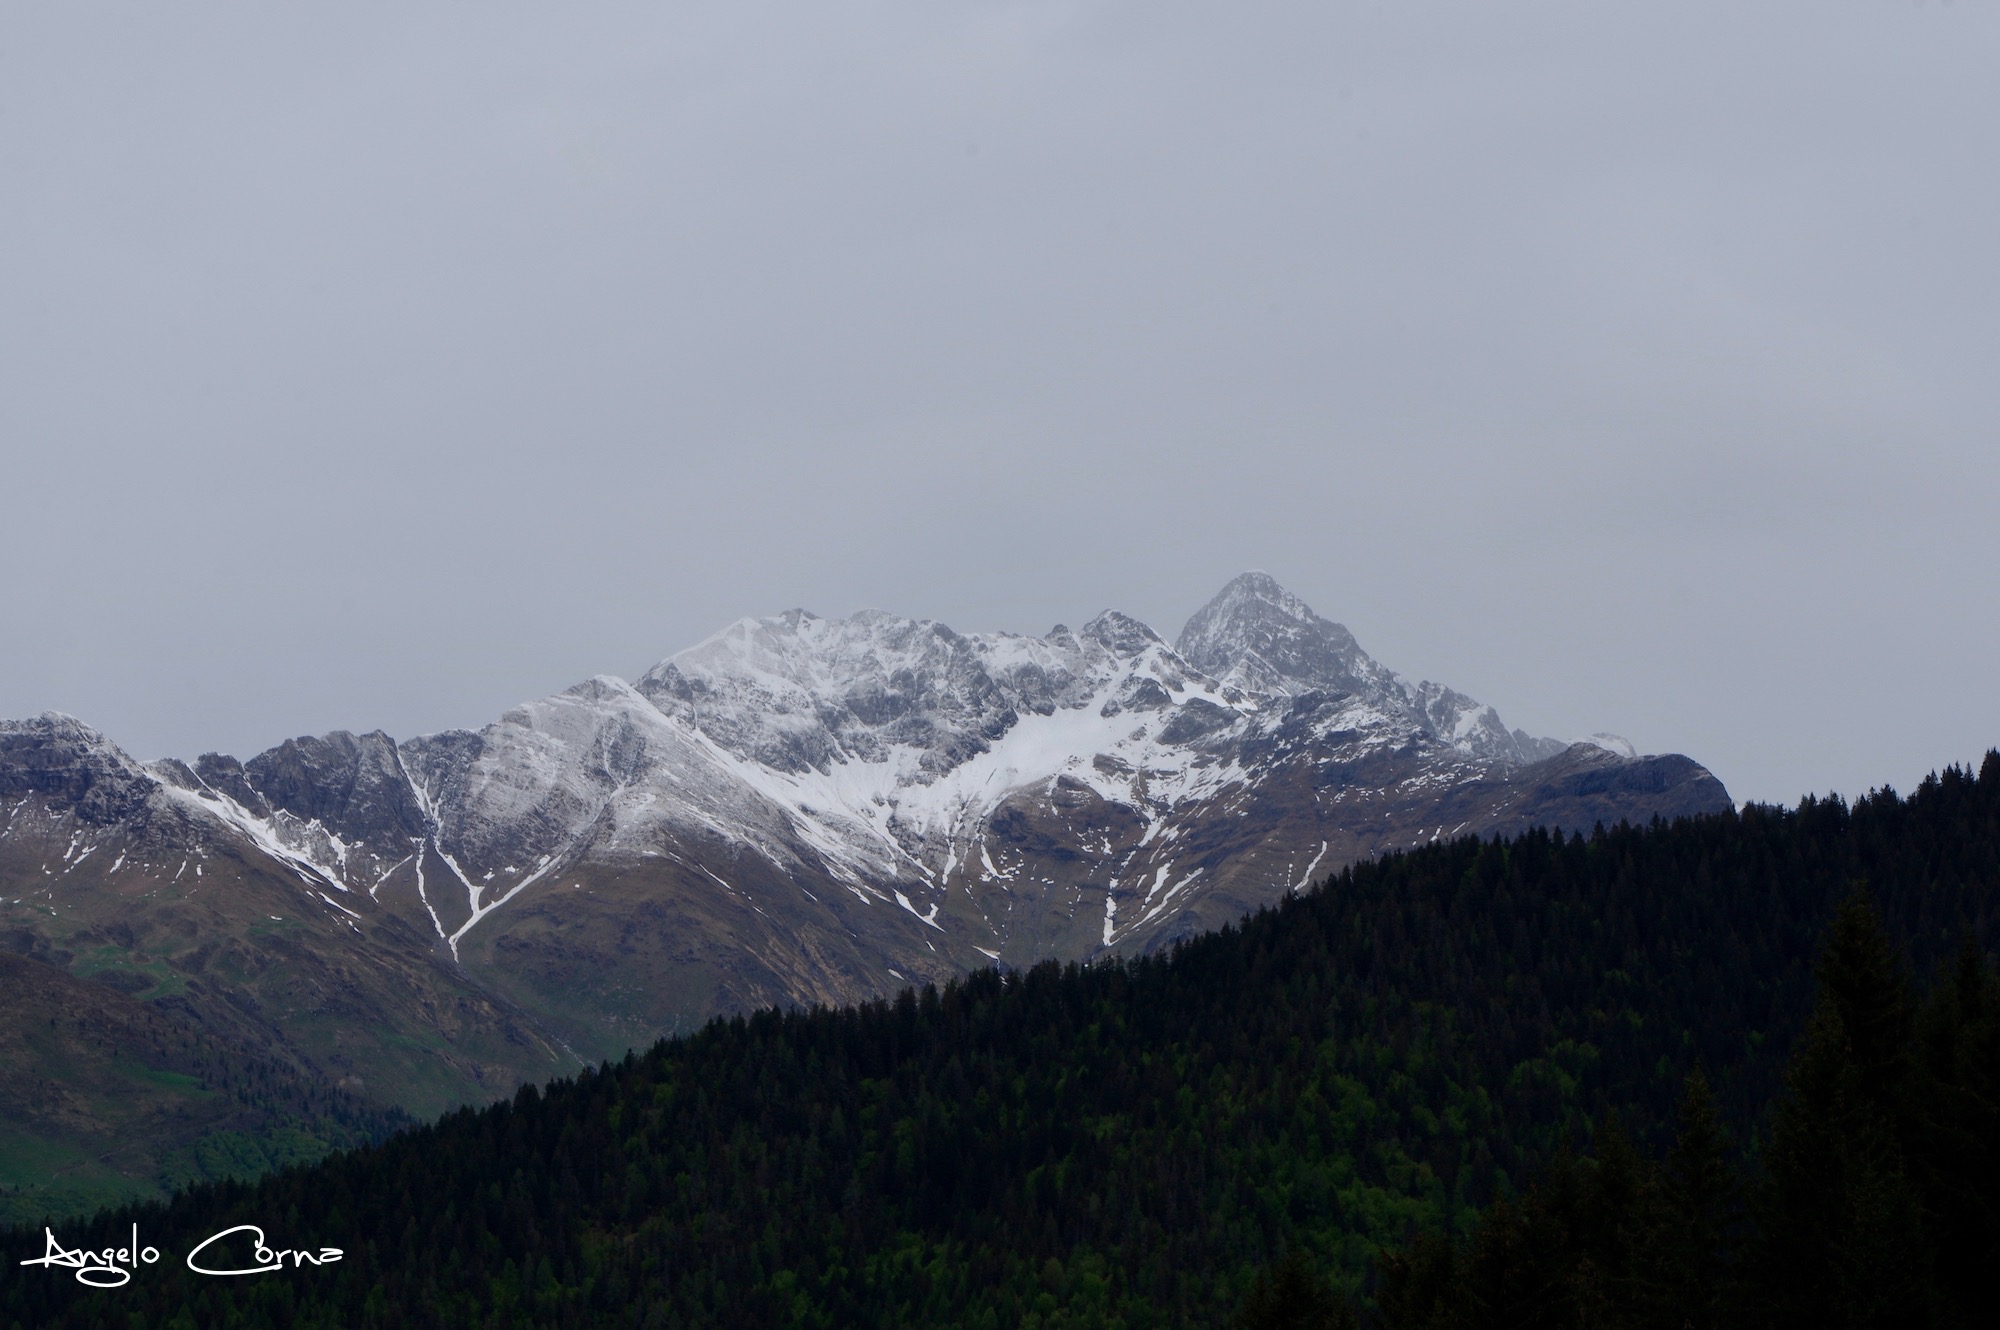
[242,730,429,847]
[0,713,156,825]
[1,575,1731,1086]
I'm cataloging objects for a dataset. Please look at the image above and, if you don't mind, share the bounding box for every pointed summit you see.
[1188,571,1313,622]
[1175,572,1392,699]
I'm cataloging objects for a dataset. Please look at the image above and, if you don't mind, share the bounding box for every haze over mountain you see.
[1,574,1727,1206]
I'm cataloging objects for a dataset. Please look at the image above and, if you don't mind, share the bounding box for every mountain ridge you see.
[1,574,1729,1140]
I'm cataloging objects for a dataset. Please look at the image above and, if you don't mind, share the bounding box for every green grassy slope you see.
[0,952,409,1226]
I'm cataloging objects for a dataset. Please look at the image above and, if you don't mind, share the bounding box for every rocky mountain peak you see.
[1079,610,1167,659]
[1174,572,1384,700]
[1,711,119,750]
[0,712,155,824]
[240,729,428,846]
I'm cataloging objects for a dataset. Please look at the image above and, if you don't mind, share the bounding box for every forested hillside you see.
[5,756,1995,1329]
[1371,896,1999,1329]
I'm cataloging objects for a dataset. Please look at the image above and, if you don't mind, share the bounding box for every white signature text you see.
[19,1223,342,1287]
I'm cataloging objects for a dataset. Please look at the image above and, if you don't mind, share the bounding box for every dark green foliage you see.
[1230,1250,1356,1330]
[1913,939,2000,1315]
[1648,1069,1736,1325]
[1381,896,2000,1330]
[4,755,1997,1328]
[1747,896,1932,1329]
[1377,1079,1744,1329]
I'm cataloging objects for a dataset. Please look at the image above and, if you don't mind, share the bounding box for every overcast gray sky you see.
[4,2,1995,808]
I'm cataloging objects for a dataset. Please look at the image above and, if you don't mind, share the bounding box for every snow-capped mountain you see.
[1,573,1730,1086]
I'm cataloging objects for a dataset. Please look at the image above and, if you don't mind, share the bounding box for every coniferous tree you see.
[1908,939,2000,1326]
[1375,1231,1461,1330]
[1637,1069,1737,1329]
[1749,898,1934,1329]
[1377,893,2000,1330]
[1229,1249,1356,1330]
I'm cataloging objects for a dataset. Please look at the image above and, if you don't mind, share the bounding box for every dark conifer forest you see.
[5,755,1997,1329]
